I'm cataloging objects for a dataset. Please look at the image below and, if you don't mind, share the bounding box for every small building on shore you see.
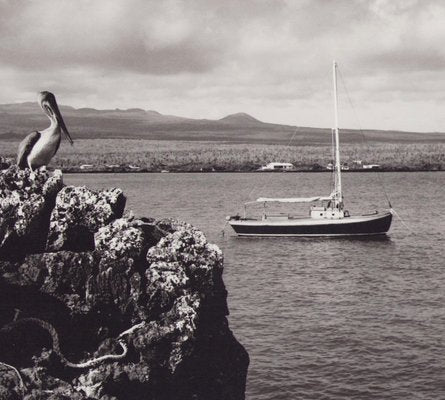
[258,162,295,171]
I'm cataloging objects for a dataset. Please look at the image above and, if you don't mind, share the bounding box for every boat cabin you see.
[246,196,347,221]
[310,199,345,219]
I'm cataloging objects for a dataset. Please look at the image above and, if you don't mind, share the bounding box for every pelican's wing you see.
[17,131,40,169]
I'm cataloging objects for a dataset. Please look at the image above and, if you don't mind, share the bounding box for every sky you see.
[1,0,445,132]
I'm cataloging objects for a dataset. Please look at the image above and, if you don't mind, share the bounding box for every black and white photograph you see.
[0,1,444,399]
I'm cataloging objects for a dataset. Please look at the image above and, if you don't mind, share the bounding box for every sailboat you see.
[227,61,393,237]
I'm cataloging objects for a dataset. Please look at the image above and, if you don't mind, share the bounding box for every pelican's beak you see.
[56,111,73,145]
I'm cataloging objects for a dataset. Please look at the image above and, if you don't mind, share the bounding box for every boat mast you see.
[332,60,343,206]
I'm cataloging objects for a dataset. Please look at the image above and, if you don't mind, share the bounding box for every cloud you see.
[0,0,227,74]
[1,0,445,131]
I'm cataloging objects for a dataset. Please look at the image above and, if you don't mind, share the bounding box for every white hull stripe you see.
[235,232,388,237]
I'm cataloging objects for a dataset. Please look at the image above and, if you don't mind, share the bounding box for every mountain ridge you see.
[0,102,444,145]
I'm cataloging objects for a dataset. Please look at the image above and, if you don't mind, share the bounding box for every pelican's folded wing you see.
[17,131,41,169]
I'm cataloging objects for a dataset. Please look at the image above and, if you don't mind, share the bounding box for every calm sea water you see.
[66,172,445,400]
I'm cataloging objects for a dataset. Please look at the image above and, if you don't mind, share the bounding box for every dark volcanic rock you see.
[46,186,126,252]
[0,163,63,260]
[0,164,249,399]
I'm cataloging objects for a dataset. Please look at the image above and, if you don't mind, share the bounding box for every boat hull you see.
[228,212,392,237]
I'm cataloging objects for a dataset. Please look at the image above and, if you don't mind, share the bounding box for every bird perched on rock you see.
[17,91,73,170]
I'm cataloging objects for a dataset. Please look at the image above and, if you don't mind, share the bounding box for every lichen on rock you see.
[0,165,63,259]
[46,186,126,252]
[95,217,146,262]
[0,159,248,400]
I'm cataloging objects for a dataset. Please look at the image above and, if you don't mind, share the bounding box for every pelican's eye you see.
[45,104,54,116]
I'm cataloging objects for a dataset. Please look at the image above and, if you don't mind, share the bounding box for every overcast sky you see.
[1,0,445,132]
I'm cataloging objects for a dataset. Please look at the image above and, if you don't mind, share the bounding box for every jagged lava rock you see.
[0,162,249,400]
[46,186,126,252]
[0,164,63,259]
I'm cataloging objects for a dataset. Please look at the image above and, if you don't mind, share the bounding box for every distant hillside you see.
[0,102,444,145]
[219,112,263,126]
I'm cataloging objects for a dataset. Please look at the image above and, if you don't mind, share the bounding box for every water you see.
[65,172,445,400]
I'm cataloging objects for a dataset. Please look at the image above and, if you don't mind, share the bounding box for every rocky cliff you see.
[0,159,248,400]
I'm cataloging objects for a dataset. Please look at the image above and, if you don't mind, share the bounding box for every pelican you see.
[17,91,73,170]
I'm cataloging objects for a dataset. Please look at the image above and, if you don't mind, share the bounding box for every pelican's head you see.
[38,91,73,145]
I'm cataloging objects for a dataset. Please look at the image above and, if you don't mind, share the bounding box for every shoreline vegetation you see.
[1,139,445,173]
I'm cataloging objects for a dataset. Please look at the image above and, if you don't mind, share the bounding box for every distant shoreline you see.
[2,139,445,173]
[63,168,444,174]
